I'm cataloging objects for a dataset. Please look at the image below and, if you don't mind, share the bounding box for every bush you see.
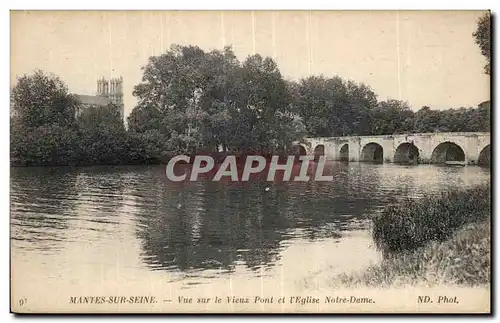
[340,220,490,287]
[372,184,491,256]
[11,124,81,166]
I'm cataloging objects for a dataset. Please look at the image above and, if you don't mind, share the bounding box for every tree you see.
[127,103,164,134]
[293,76,378,137]
[77,103,124,131]
[473,12,491,75]
[131,44,303,157]
[293,76,342,137]
[369,100,413,135]
[344,81,378,135]
[10,118,81,166]
[469,103,490,132]
[11,69,78,128]
[412,106,442,133]
[10,70,82,166]
[226,54,291,153]
[132,45,226,154]
[77,104,129,165]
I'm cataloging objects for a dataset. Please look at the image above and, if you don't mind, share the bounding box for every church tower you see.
[96,77,124,121]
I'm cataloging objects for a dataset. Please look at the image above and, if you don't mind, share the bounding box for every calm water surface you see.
[10,162,490,300]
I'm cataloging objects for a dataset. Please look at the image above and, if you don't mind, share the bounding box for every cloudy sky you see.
[11,10,490,117]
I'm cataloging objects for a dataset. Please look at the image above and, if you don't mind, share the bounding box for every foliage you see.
[473,12,491,75]
[11,69,78,128]
[76,104,130,165]
[290,76,377,137]
[370,100,413,134]
[127,103,164,134]
[11,121,81,166]
[10,43,492,166]
[411,105,490,134]
[10,70,137,166]
[130,45,306,157]
[372,183,490,256]
[336,184,491,287]
[77,103,124,132]
[285,76,489,138]
[339,220,490,287]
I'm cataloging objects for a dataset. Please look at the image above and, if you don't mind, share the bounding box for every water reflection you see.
[134,180,287,273]
[10,163,491,278]
[10,167,80,252]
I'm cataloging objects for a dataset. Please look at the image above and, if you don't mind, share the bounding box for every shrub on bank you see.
[10,124,82,166]
[372,184,491,256]
[340,220,490,287]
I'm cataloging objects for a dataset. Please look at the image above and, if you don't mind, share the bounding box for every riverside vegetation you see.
[10,11,491,167]
[10,14,490,166]
[340,184,491,287]
[9,49,491,167]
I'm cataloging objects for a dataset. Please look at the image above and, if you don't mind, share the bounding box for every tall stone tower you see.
[96,77,124,121]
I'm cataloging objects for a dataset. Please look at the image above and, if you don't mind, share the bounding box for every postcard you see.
[10,10,491,314]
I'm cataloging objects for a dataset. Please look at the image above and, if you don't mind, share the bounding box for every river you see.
[10,162,491,312]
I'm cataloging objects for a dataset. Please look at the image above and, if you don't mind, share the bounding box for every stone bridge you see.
[293,132,491,166]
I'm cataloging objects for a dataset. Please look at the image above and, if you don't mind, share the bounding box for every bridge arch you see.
[339,144,349,161]
[394,142,420,164]
[292,144,307,156]
[431,141,465,164]
[478,144,491,167]
[361,142,384,163]
[313,144,325,162]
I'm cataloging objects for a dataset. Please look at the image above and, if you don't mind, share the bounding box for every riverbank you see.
[338,183,491,287]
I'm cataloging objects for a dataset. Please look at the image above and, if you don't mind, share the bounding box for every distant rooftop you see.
[76,94,111,107]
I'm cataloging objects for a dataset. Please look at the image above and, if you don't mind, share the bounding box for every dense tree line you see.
[288,79,489,137]
[11,45,490,167]
[128,45,306,158]
[10,70,147,166]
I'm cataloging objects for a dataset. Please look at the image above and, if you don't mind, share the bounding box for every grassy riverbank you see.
[340,184,491,287]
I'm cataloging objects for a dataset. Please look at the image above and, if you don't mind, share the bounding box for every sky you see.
[10,10,490,118]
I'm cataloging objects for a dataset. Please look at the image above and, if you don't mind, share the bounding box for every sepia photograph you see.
[9,9,491,314]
